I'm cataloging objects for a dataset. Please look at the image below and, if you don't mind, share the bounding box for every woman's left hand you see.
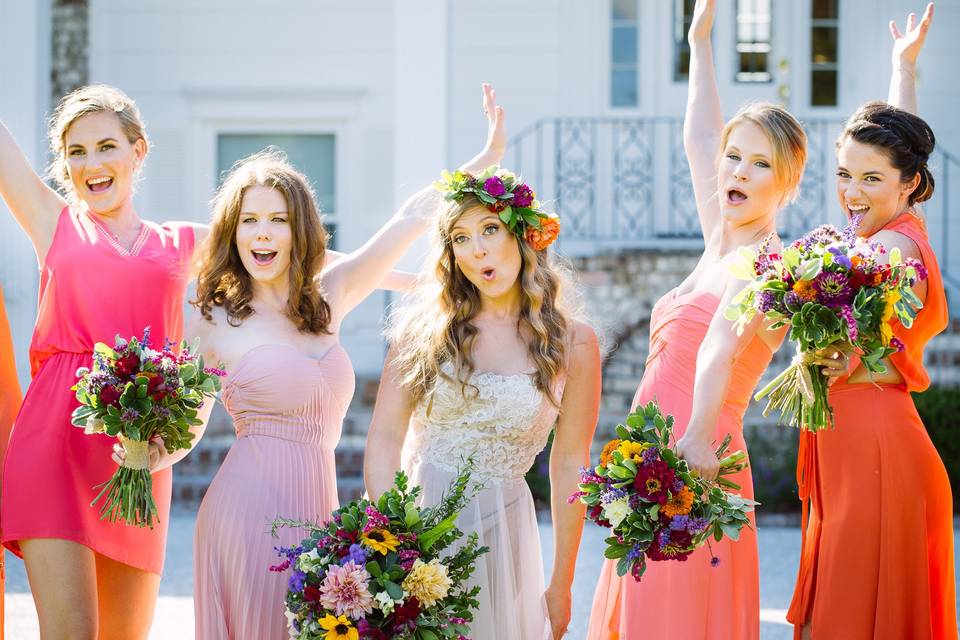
[813,344,851,385]
[111,440,163,471]
[544,583,571,639]
[890,3,934,68]
[462,83,507,173]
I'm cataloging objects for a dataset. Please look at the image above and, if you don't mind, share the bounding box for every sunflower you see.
[617,440,650,463]
[599,439,621,465]
[361,528,400,555]
[319,614,359,640]
[661,486,695,517]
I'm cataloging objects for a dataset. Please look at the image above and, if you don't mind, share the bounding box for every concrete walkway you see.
[5,516,958,639]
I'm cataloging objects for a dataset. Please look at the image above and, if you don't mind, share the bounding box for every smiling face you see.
[717,121,783,226]
[835,137,921,235]
[448,206,523,303]
[63,110,145,216]
[234,185,293,287]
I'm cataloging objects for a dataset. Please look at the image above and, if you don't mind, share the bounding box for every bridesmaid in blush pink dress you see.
[587,2,808,638]
[189,85,506,639]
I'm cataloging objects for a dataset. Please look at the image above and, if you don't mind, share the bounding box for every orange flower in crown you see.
[435,166,561,250]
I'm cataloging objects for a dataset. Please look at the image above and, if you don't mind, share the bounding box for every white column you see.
[0,0,51,387]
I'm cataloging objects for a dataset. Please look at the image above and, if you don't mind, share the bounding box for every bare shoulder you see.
[870,229,922,262]
[568,321,600,369]
[571,320,599,348]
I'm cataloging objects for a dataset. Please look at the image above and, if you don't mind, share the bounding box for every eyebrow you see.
[67,138,119,148]
[837,165,885,176]
[451,215,500,232]
[239,210,289,216]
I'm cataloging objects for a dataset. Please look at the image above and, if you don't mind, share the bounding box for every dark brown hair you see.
[839,101,936,205]
[193,149,332,333]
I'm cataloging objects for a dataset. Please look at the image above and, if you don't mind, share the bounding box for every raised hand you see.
[462,83,507,174]
[688,0,716,44]
[890,3,934,68]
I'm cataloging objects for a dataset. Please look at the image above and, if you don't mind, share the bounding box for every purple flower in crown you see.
[483,176,506,197]
[511,183,535,208]
[814,271,852,305]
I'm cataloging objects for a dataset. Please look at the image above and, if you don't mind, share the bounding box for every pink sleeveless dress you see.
[588,289,772,640]
[193,342,355,640]
[1,206,194,574]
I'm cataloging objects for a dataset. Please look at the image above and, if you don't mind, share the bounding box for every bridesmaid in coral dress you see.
[0,85,210,639]
[0,284,23,640]
[788,7,957,639]
[587,2,808,638]
[188,85,506,639]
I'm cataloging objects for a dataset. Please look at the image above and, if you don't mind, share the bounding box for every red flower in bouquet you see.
[389,595,421,627]
[633,459,675,504]
[114,352,141,378]
[647,529,695,562]
[99,385,122,407]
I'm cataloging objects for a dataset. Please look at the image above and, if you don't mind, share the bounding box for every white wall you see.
[0,0,49,388]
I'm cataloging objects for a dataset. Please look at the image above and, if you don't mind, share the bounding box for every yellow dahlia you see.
[361,528,400,555]
[319,614,358,640]
[662,486,695,517]
[401,558,452,608]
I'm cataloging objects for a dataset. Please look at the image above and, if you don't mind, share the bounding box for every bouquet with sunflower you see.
[70,327,224,527]
[724,219,927,432]
[574,401,756,581]
[271,468,486,640]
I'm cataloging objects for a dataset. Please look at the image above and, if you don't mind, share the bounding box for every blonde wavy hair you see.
[193,149,332,333]
[389,195,581,409]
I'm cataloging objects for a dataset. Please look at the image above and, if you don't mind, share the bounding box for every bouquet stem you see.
[90,437,157,528]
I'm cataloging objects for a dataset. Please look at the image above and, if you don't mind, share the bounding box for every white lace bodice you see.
[406,367,563,483]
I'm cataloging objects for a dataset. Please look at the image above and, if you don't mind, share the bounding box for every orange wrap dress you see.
[0,284,23,640]
[787,212,957,639]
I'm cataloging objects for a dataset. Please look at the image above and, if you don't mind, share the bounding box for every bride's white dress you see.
[402,367,563,640]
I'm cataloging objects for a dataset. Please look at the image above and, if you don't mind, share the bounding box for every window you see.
[735,0,772,82]
[216,133,337,246]
[810,0,839,106]
[673,0,696,81]
[611,0,639,107]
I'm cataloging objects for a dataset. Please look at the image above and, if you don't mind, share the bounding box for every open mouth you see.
[847,203,869,217]
[86,176,114,193]
[251,250,278,266]
[726,188,748,204]
[480,267,496,282]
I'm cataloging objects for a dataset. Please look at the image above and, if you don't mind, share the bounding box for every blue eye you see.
[483,224,499,235]
[726,153,741,162]
[755,161,770,169]
[453,234,468,244]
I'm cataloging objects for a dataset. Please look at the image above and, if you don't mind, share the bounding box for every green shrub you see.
[743,423,801,512]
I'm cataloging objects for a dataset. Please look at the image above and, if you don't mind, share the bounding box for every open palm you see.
[890,3,934,67]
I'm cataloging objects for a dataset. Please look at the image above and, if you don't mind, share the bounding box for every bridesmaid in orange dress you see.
[0,284,23,640]
[587,2,807,638]
[788,6,957,639]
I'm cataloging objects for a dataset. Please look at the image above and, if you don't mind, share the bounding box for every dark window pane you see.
[612,0,637,21]
[612,25,638,65]
[675,47,691,80]
[811,27,838,64]
[611,69,638,107]
[811,69,838,106]
[673,0,695,80]
[812,0,839,19]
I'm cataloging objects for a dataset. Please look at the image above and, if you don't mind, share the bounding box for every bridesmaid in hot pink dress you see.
[0,85,208,638]
[587,2,807,638]
[189,86,506,639]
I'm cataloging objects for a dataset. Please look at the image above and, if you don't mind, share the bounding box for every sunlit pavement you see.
[5,515,958,639]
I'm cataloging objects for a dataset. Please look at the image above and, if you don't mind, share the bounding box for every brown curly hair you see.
[193,149,331,333]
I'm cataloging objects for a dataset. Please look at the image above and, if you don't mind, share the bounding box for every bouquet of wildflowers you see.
[574,401,756,581]
[271,468,486,640]
[724,220,927,432]
[71,327,224,527]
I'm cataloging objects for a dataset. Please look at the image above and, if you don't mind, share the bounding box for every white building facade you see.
[2,0,959,386]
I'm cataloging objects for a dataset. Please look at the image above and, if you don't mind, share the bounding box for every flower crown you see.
[434,166,560,251]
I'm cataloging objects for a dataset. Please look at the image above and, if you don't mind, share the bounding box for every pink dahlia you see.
[318,560,375,619]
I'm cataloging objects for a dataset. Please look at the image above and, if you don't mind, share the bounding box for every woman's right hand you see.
[813,344,852,385]
[676,430,720,481]
[688,0,716,44]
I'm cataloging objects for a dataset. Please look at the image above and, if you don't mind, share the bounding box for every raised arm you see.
[0,121,68,262]
[887,3,934,114]
[544,322,601,640]
[363,346,416,499]
[683,0,725,243]
[321,84,506,318]
[677,276,784,479]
